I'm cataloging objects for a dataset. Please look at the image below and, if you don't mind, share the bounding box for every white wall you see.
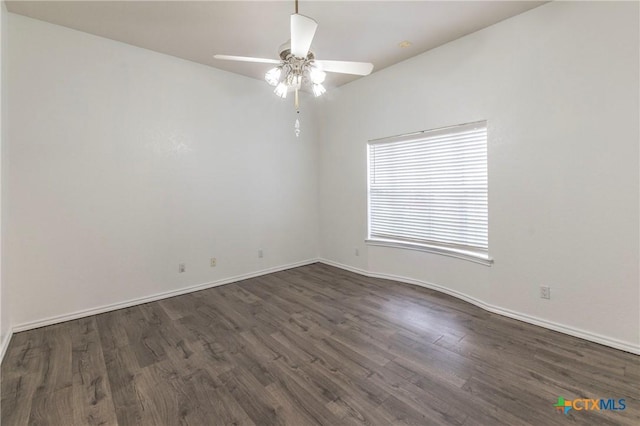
[6,14,320,329]
[318,1,640,352]
[0,1,9,355]
[4,2,639,354]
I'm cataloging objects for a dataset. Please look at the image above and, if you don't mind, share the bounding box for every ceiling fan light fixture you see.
[309,67,326,84]
[265,67,282,86]
[214,0,373,137]
[312,83,326,97]
[274,82,288,98]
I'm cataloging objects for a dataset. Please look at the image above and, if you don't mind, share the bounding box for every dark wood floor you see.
[2,263,638,425]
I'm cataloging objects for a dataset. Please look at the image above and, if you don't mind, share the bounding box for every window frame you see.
[366,121,493,266]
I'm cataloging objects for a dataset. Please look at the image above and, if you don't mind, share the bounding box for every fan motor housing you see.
[278,41,314,61]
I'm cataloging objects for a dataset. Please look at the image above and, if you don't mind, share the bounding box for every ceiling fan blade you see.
[290,14,318,58]
[214,55,280,64]
[314,60,374,76]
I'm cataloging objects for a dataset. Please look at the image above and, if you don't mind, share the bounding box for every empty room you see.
[0,0,638,425]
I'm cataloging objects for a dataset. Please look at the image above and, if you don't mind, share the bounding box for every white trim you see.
[12,259,319,333]
[8,257,639,356]
[318,258,640,355]
[366,238,493,266]
[0,329,13,364]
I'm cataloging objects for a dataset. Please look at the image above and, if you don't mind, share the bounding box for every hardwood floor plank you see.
[94,309,130,352]
[27,386,74,426]
[121,306,167,368]
[266,381,323,426]
[157,293,206,322]
[218,368,285,426]
[266,360,343,425]
[1,374,38,426]
[70,317,118,426]
[184,368,256,426]
[36,323,73,394]
[133,360,209,426]
[376,394,443,426]
[369,363,468,426]
[97,337,143,426]
[175,314,236,377]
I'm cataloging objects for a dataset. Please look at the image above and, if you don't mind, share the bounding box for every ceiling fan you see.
[214,0,374,105]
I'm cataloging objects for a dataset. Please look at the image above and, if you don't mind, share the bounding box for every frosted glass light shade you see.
[265,67,281,86]
[309,67,326,84]
[312,83,326,97]
[274,82,288,98]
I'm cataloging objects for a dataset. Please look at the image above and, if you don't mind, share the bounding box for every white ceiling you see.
[6,1,545,88]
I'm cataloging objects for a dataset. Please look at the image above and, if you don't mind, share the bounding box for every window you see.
[367,121,491,265]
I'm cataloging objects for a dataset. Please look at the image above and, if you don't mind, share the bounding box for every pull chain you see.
[294,88,301,137]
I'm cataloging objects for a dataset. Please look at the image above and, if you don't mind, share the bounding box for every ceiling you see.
[6,1,545,88]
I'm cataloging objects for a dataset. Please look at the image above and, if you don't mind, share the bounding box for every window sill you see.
[365,238,494,266]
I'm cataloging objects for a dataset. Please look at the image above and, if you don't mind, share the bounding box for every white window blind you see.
[367,121,489,261]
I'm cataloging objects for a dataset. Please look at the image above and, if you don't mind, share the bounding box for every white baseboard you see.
[12,258,320,333]
[0,329,13,364]
[318,258,640,355]
[8,257,639,356]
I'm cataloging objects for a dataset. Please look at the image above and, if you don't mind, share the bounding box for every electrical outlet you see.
[540,286,551,300]
[258,249,264,258]
[210,258,217,267]
[179,263,186,273]
[355,248,359,256]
